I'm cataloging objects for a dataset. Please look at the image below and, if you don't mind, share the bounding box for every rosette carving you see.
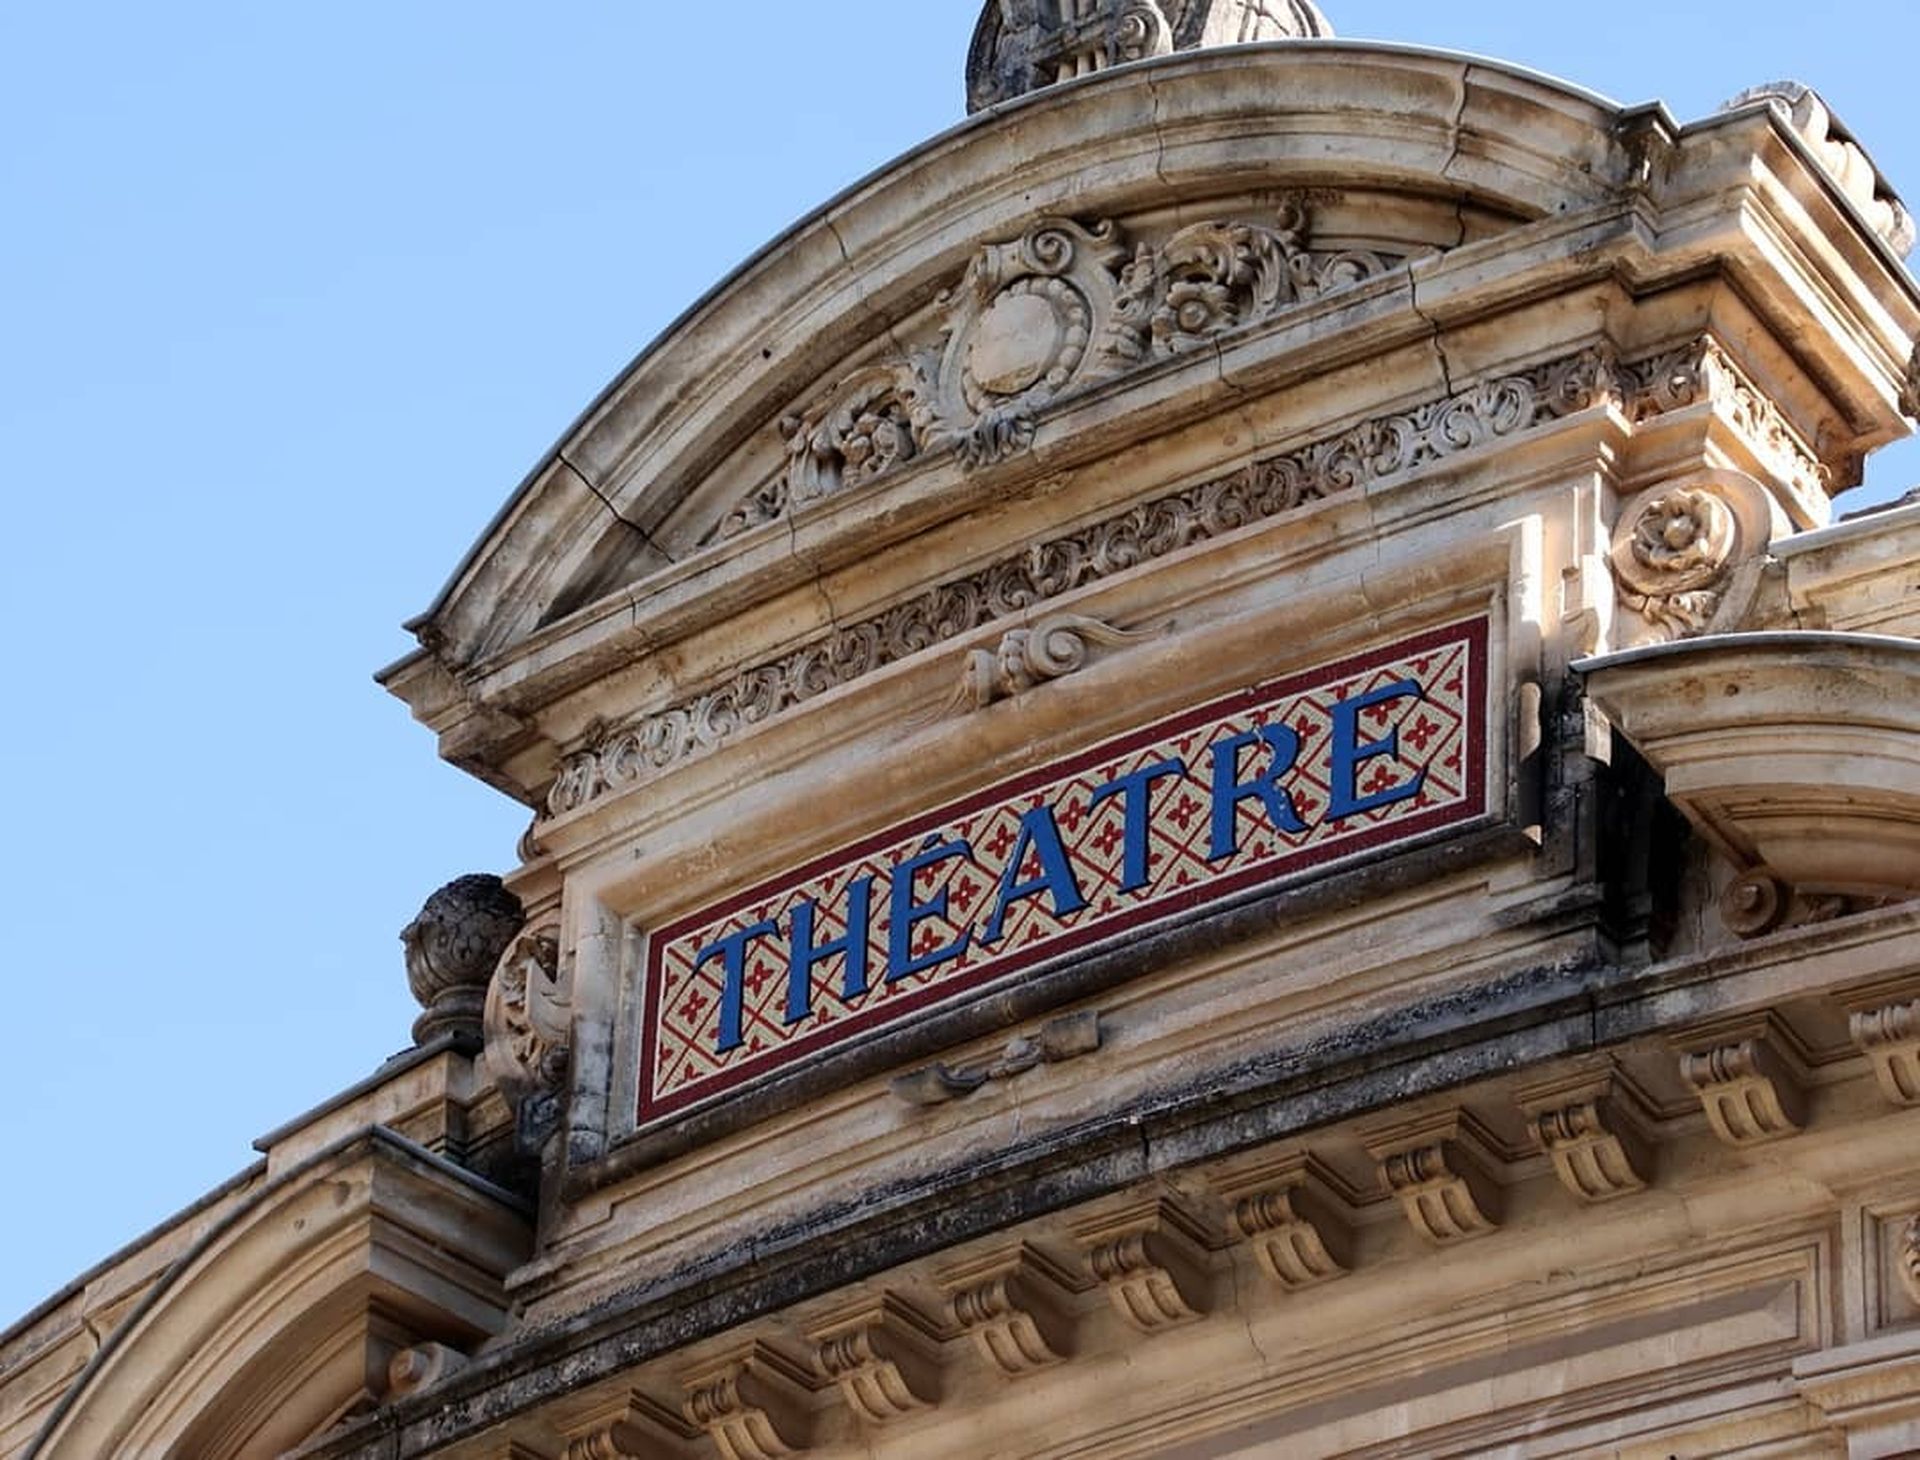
[483,920,573,1149]
[1608,471,1772,645]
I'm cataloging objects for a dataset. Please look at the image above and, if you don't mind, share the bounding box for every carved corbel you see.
[959,615,1146,710]
[682,1343,815,1460]
[1073,1198,1213,1333]
[938,1242,1083,1377]
[806,1295,944,1426]
[1212,1155,1353,1291]
[891,1009,1101,1105]
[1607,470,1773,647]
[1718,868,1859,941]
[1842,985,1920,1107]
[484,918,573,1153]
[1514,1066,1655,1204]
[1364,1112,1504,1244]
[1676,1016,1809,1147]
[557,1391,698,1460]
[1902,343,1920,421]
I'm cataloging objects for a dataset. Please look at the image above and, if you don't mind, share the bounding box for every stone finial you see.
[966,0,1333,114]
[402,874,524,1046]
[1723,82,1915,257]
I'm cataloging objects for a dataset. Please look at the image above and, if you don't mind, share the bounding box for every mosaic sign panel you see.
[638,618,1489,1128]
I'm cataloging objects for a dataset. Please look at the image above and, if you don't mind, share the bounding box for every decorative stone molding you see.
[1903,342,1920,420]
[965,0,1332,114]
[713,200,1402,537]
[958,614,1144,710]
[1623,338,1830,501]
[1364,1112,1504,1244]
[1676,1018,1809,1147]
[1725,82,1916,257]
[681,1343,815,1460]
[1843,990,1920,1107]
[557,1391,696,1460]
[401,874,524,1045]
[385,1343,468,1401]
[1074,1199,1212,1333]
[806,1295,944,1425]
[938,1243,1082,1377]
[547,346,1614,818]
[1607,471,1772,646]
[1513,1066,1654,1204]
[1215,1155,1353,1291]
[484,919,573,1151]
[891,1010,1102,1106]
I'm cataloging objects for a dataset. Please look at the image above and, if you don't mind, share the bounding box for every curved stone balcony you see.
[1577,633,1920,928]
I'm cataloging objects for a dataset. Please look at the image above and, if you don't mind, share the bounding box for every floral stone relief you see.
[713,200,1404,540]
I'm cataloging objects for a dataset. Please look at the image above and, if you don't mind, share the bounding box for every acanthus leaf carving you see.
[483,920,573,1152]
[550,344,1616,820]
[710,199,1405,541]
[957,614,1146,711]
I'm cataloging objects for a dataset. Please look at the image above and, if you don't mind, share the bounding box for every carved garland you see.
[714,200,1401,539]
[545,347,1618,819]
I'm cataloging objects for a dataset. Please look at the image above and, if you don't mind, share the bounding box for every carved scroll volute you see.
[915,216,1133,468]
[938,1243,1083,1378]
[1607,469,1776,648]
[484,919,572,1150]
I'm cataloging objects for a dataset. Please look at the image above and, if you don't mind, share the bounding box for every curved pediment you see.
[398,45,1637,678]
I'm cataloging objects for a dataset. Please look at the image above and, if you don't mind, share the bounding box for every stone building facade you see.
[7,3,1920,1456]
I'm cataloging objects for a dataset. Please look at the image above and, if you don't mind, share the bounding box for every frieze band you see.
[545,336,1819,821]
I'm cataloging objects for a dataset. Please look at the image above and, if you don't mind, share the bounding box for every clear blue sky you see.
[2,1,1915,1328]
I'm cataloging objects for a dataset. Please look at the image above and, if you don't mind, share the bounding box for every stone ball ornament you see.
[401,873,525,1045]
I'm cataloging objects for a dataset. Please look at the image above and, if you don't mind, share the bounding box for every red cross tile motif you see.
[639,618,1489,1128]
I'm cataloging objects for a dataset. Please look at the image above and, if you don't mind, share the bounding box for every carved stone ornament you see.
[1845,994,1920,1107]
[1902,342,1920,421]
[1677,1021,1808,1147]
[557,1391,697,1460]
[966,0,1334,114]
[939,1243,1082,1377]
[710,200,1401,539]
[681,1344,814,1460]
[483,920,573,1151]
[807,1296,943,1426]
[402,874,524,1046]
[550,346,1621,820]
[1514,1068,1653,1204]
[1216,1158,1353,1291]
[891,1009,1102,1105]
[958,613,1144,711]
[1365,1114,1504,1244]
[1607,471,1772,647]
[1719,868,1857,942]
[1623,340,1832,500]
[1724,82,1916,257]
[1074,1199,1212,1333]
